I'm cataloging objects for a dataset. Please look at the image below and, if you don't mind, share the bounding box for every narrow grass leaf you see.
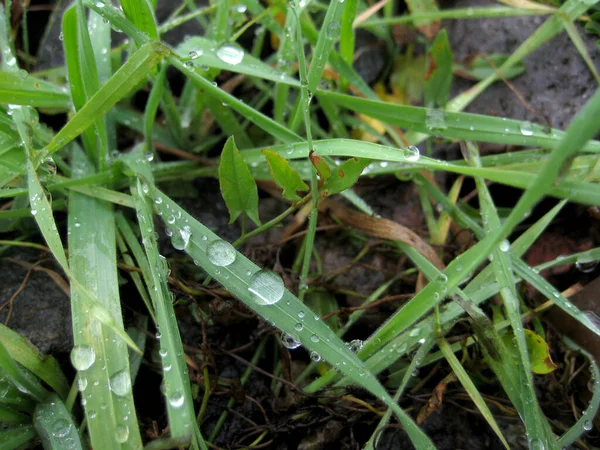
[0,343,47,402]
[0,324,69,399]
[44,41,169,155]
[177,37,299,85]
[438,338,510,449]
[148,187,435,448]
[219,137,260,225]
[68,148,143,449]
[0,72,70,109]
[118,0,158,41]
[0,426,36,448]
[263,149,309,201]
[33,393,82,450]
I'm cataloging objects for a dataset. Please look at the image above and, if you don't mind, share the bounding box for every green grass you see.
[1,0,600,448]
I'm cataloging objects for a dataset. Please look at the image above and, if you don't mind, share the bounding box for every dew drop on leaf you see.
[310,351,321,362]
[70,345,96,371]
[207,240,236,267]
[216,43,244,65]
[109,370,132,397]
[519,121,534,136]
[51,418,71,438]
[248,270,284,305]
[281,333,301,349]
[499,240,510,252]
[168,390,185,408]
[403,146,420,162]
[115,424,129,443]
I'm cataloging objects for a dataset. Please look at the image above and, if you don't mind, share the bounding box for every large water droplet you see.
[248,270,284,305]
[326,22,340,39]
[115,424,129,443]
[529,438,545,450]
[168,390,185,408]
[310,351,321,362]
[188,49,202,60]
[71,345,96,371]
[281,333,301,349]
[425,109,447,131]
[403,146,420,162]
[310,334,320,343]
[519,121,534,136]
[171,225,191,250]
[216,43,244,65]
[109,370,132,397]
[583,419,593,431]
[207,240,236,266]
[576,257,597,273]
[499,240,510,252]
[51,418,72,438]
[346,339,364,353]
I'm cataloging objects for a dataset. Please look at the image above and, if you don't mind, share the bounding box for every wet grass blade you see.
[0,72,70,109]
[33,393,83,450]
[68,148,143,449]
[146,185,436,448]
[43,41,169,156]
[438,338,510,449]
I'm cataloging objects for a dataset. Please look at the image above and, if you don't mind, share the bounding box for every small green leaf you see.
[424,29,453,108]
[453,54,526,81]
[219,137,260,225]
[321,157,373,197]
[263,149,309,201]
[501,329,557,375]
[309,149,332,181]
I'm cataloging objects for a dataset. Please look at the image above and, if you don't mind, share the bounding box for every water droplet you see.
[248,270,284,305]
[298,311,305,319]
[425,109,447,131]
[326,22,340,39]
[403,146,420,162]
[18,69,27,79]
[58,32,64,41]
[77,377,88,391]
[310,351,321,362]
[207,240,236,266]
[499,240,510,252]
[583,420,593,431]
[184,61,194,71]
[281,333,301,349]
[294,322,303,331]
[437,273,448,283]
[519,121,534,136]
[409,328,420,337]
[167,215,175,224]
[171,225,192,250]
[70,345,96,371]
[168,390,184,408]
[529,438,545,450]
[115,424,129,443]
[346,339,363,352]
[51,418,71,438]
[159,348,168,358]
[216,43,244,65]
[576,257,597,273]
[188,49,202,60]
[31,209,37,215]
[154,197,163,205]
[109,370,132,397]
[310,334,320,343]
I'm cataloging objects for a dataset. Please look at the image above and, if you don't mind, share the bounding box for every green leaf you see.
[501,329,557,375]
[321,157,373,197]
[453,54,525,81]
[262,149,309,201]
[424,29,453,108]
[219,137,260,226]
[118,0,158,41]
[34,394,83,450]
[0,72,71,109]
[308,150,332,181]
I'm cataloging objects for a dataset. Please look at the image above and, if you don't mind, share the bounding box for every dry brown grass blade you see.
[322,200,445,270]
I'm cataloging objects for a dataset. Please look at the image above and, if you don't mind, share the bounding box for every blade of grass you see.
[0,72,71,109]
[33,393,83,450]
[0,343,47,402]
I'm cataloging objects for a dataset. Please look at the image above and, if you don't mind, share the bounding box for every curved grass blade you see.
[0,72,70,109]
[0,425,36,449]
[118,0,158,42]
[43,41,169,156]
[0,324,69,399]
[0,343,47,402]
[33,393,83,450]
[316,90,600,152]
[147,186,436,448]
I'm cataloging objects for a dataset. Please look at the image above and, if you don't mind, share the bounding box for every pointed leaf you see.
[309,149,332,181]
[263,149,309,201]
[424,30,453,108]
[321,157,373,197]
[501,329,557,374]
[219,137,260,225]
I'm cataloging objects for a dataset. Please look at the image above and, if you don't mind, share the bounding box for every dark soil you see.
[4,0,600,448]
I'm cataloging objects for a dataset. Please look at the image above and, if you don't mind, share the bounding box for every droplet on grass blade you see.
[216,43,244,65]
[51,419,71,438]
[71,345,96,371]
[281,333,301,349]
[207,240,236,267]
[109,370,132,397]
[248,270,284,305]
